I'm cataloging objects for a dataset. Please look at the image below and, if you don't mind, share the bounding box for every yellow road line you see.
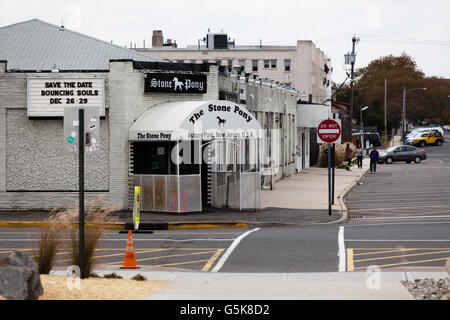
[353,248,420,256]
[152,259,211,268]
[133,250,217,263]
[102,250,217,265]
[108,259,211,268]
[346,248,354,272]
[168,222,248,230]
[55,249,165,264]
[201,249,224,272]
[354,257,449,270]
[354,250,450,263]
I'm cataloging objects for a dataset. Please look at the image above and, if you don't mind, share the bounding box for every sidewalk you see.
[0,160,370,229]
[50,267,448,300]
[262,160,370,211]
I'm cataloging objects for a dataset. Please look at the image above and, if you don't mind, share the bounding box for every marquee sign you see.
[27,77,105,117]
[144,73,207,94]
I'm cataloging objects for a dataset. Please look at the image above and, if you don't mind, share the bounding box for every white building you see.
[135,31,333,104]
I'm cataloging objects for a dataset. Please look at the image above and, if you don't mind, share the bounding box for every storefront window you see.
[133,141,176,175]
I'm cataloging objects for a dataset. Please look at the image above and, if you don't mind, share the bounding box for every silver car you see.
[378,145,427,164]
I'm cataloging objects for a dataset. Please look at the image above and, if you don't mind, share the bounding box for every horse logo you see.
[217,116,226,126]
[173,77,184,91]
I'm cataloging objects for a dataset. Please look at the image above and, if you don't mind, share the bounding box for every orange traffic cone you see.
[120,230,140,269]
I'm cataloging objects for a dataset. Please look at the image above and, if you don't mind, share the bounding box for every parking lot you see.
[343,132,450,271]
[346,133,450,219]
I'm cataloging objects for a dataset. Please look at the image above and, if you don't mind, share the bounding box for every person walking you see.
[356,145,363,169]
[345,143,352,171]
[369,146,380,174]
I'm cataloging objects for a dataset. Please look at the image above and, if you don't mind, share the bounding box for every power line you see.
[358,34,450,47]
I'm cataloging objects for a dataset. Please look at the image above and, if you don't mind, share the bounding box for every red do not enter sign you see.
[317,119,341,144]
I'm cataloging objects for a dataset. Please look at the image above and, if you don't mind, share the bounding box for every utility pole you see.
[384,78,387,146]
[402,86,406,136]
[346,35,359,142]
[349,36,357,141]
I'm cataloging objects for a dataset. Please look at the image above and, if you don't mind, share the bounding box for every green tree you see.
[334,53,450,132]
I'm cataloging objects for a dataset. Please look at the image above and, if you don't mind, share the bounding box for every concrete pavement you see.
[50,267,449,300]
[262,161,370,211]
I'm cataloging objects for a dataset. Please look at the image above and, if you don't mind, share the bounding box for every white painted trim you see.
[338,226,346,272]
[211,228,260,272]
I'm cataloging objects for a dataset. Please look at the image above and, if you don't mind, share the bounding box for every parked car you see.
[378,145,427,164]
[352,132,381,148]
[410,131,444,147]
[407,126,444,138]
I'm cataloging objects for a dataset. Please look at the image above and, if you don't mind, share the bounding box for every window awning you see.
[129,100,263,141]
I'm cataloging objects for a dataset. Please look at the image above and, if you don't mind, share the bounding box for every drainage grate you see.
[348,215,365,219]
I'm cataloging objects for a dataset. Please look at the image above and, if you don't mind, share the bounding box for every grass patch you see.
[132,274,147,281]
[32,208,61,274]
[103,272,123,279]
[40,195,118,277]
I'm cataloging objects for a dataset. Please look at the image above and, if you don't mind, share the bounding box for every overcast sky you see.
[1,0,450,83]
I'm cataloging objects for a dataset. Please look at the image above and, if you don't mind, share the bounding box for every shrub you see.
[50,195,118,278]
[32,208,61,274]
[319,143,356,168]
[103,272,123,279]
[131,274,147,281]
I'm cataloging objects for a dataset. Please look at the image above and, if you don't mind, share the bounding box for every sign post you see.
[317,119,342,216]
[63,106,100,279]
[78,108,85,279]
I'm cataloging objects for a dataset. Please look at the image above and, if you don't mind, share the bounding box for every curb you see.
[0,221,249,230]
[0,221,124,229]
[124,222,249,230]
[335,166,370,224]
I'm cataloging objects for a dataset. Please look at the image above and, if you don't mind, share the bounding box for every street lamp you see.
[360,106,368,150]
[402,87,427,135]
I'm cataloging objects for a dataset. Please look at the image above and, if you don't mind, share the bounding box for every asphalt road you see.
[0,228,241,272]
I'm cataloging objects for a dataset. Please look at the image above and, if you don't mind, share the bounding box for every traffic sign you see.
[317,119,342,144]
[133,186,141,230]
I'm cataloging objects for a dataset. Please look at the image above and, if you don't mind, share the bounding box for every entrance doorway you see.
[302,132,306,170]
[201,140,212,208]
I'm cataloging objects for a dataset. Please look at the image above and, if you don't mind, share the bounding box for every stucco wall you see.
[6,108,110,191]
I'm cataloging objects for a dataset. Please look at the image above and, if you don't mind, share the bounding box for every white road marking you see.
[211,228,260,272]
[346,222,450,228]
[338,226,346,272]
[345,239,450,242]
[364,215,450,220]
